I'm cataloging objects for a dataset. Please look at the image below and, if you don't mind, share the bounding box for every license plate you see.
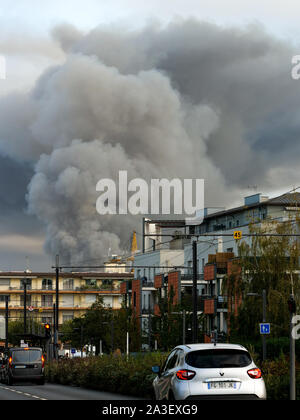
[14,365,26,369]
[208,382,237,389]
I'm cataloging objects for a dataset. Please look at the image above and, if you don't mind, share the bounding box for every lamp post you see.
[247,289,267,361]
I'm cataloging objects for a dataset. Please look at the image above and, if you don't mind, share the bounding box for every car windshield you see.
[186,349,252,369]
[11,349,42,363]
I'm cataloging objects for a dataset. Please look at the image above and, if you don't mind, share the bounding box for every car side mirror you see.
[152,365,161,376]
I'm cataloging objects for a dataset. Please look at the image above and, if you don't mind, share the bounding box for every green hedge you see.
[232,337,300,361]
[45,353,299,400]
[46,353,165,399]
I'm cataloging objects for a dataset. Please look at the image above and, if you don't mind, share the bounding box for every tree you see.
[60,296,141,353]
[226,214,300,341]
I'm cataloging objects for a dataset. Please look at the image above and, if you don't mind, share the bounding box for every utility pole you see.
[55,254,59,360]
[262,289,267,361]
[53,303,56,361]
[192,241,198,344]
[23,279,27,336]
[288,295,296,400]
[80,324,84,358]
[247,290,268,361]
[182,309,186,345]
[148,301,152,350]
[111,319,114,353]
[5,295,9,351]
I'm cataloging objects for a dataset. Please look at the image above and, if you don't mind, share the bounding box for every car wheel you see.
[168,391,175,400]
[150,389,156,400]
[37,378,45,385]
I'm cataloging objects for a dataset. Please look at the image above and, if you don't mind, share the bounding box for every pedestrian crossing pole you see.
[55,255,59,360]
[5,295,9,351]
[192,241,198,344]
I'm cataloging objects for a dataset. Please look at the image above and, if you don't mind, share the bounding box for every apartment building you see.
[0,271,134,330]
[120,192,300,346]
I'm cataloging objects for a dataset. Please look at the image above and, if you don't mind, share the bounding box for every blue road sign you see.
[259,323,270,335]
[71,348,76,354]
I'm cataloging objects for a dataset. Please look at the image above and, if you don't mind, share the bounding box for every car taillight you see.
[176,369,196,380]
[41,355,45,368]
[247,368,262,379]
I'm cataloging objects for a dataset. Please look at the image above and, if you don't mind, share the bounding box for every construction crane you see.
[127,231,138,272]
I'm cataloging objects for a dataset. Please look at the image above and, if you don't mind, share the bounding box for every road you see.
[0,382,143,400]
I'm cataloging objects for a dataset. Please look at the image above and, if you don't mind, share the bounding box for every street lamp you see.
[247,289,267,361]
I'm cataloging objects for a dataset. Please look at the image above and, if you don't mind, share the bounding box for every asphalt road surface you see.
[0,382,143,400]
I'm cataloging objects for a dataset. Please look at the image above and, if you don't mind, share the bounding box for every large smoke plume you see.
[0,19,299,264]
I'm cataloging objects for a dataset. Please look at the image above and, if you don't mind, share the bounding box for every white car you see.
[152,343,266,400]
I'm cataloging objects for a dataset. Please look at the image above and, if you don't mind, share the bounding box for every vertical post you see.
[182,309,186,345]
[80,324,83,358]
[142,217,145,253]
[100,339,103,356]
[23,280,27,335]
[53,303,56,361]
[192,241,198,343]
[262,289,267,361]
[288,294,296,400]
[5,295,9,351]
[55,255,59,332]
[111,319,114,353]
[148,302,152,350]
[55,254,59,360]
[126,332,129,357]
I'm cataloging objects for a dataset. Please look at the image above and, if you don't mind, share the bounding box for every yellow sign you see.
[233,231,242,240]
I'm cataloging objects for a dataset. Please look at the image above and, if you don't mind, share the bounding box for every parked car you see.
[152,343,266,400]
[2,347,45,385]
[0,356,6,382]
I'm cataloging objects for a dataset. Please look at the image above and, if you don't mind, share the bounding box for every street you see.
[0,382,142,400]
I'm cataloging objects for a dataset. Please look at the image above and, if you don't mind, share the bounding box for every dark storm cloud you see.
[0,19,299,263]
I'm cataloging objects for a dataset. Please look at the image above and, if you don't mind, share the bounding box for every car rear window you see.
[186,349,252,368]
[12,350,42,363]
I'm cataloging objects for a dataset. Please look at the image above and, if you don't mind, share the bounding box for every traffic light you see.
[288,295,297,314]
[44,323,51,338]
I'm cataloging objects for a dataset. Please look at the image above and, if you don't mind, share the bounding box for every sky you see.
[1,0,300,270]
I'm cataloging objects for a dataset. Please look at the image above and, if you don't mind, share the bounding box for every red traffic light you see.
[44,323,50,329]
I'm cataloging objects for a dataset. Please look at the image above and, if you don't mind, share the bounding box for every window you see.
[42,315,52,324]
[0,279,10,290]
[163,350,179,372]
[85,279,97,287]
[0,295,10,302]
[11,349,42,363]
[42,279,53,290]
[42,295,53,308]
[62,313,74,323]
[186,349,252,369]
[21,279,32,290]
[85,295,96,305]
[62,295,74,308]
[63,279,74,290]
[20,294,31,306]
[227,248,233,253]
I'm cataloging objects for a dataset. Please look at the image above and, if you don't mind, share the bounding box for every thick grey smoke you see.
[0,19,299,264]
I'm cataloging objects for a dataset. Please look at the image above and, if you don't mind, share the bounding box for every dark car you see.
[3,347,45,385]
[0,356,6,382]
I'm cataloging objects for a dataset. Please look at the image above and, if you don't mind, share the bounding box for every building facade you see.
[0,271,133,336]
[121,192,300,346]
